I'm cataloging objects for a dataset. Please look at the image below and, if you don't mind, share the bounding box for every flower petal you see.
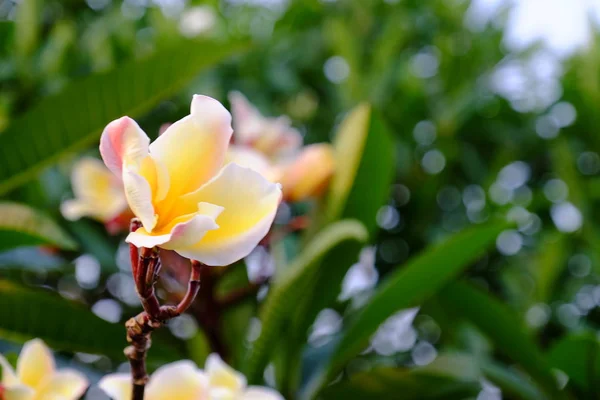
[0,353,19,386]
[36,370,88,400]
[3,385,35,400]
[242,387,285,400]
[205,354,246,394]
[16,339,55,390]
[100,117,150,177]
[280,143,335,201]
[126,202,222,249]
[174,164,282,266]
[60,157,127,222]
[228,91,302,158]
[149,95,232,199]
[145,360,208,400]
[98,373,131,400]
[225,145,273,180]
[123,167,157,232]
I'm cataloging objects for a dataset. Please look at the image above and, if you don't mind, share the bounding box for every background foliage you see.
[1,0,600,399]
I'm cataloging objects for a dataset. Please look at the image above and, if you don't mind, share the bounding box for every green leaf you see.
[547,333,600,394]
[320,367,481,400]
[323,104,395,235]
[243,220,368,383]
[439,281,561,398]
[0,202,77,251]
[307,220,508,397]
[0,281,181,363]
[14,0,40,62]
[0,39,247,195]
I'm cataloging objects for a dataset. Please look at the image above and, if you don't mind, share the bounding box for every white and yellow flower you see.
[98,355,283,400]
[60,157,129,223]
[99,95,282,266]
[0,339,88,400]
[228,92,336,202]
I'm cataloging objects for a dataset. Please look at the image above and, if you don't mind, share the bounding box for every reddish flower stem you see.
[125,242,205,400]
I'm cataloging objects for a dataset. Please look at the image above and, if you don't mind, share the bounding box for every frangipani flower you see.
[60,157,129,223]
[228,92,335,202]
[229,91,302,161]
[0,339,88,400]
[99,95,282,266]
[277,143,335,202]
[98,355,283,400]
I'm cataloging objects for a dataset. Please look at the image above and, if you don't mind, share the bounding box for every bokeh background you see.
[2,0,600,399]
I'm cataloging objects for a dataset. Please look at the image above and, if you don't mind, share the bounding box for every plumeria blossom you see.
[60,157,129,224]
[99,354,283,400]
[99,95,282,266]
[0,339,88,400]
[227,92,335,202]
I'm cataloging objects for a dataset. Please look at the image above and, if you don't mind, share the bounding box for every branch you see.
[124,243,204,400]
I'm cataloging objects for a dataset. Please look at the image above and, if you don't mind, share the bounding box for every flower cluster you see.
[0,339,88,400]
[99,354,283,400]
[61,93,335,231]
[227,92,335,202]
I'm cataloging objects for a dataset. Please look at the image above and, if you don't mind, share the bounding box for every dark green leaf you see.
[308,220,508,397]
[439,281,561,398]
[0,202,77,251]
[0,280,181,363]
[243,220,368,383]
[320,367,481,400]
[0,39,247,194]
[547,333,600,394]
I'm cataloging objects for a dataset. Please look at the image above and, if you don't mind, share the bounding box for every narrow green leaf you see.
[0,39,247,195]
[546,333,600,394]
[324,104,394,234]
[440,281,561,398]
[14,0,39,61]
[243,220,368,382]
[308,220,507,397]
[0,281,181,363]
[0,202,77,251]
[320,367,481,400]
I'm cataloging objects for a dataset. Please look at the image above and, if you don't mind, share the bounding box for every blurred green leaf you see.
[0,39,248,195]
[440,281,561,398]
[307,219,508,398]
[0,202,77,252]
[322,104,394,235]
[14,0,40,63]
[0,280,182,363]
[547,333,600,394]
[481,359,547,400]
[243,220,368,383]
[320,367,481,400]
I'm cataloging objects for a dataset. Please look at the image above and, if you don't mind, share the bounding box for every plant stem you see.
[124,249,204,400]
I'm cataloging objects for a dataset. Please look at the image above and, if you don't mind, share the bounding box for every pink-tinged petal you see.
[3,385,35,400]
[100,117,150,177]
[145,361,208,400]
[0,354,19,386]
[242,387,285,400]
[123,168,157,232]
[228,91,302,158]
[36,370,89,400]
[205,354,246,394]
[16,339,55,390]
[149,95,233,199]
[98,373,131,400]
[174,163,281,266]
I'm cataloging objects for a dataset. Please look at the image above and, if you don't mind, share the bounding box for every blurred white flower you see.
[370,308,419,356]
[339,247,378,302]
[179,6,217,38]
